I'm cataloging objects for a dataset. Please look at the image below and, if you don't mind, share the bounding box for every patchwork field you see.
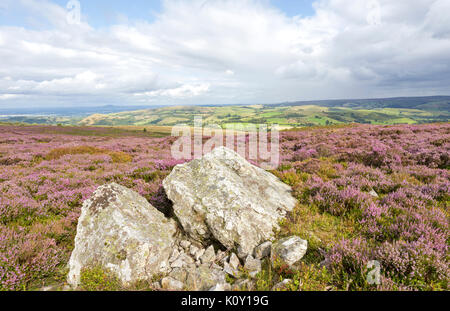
[77,105,449,128]
[2,96,449,128]
[0,123,448,291]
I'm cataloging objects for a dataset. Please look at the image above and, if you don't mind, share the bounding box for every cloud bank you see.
[0,0,449,107]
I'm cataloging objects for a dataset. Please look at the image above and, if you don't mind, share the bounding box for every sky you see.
[0,0,449,108]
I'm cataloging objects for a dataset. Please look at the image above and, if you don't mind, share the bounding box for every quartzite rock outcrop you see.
[67,147,305,290]
[163,146,297,257]
[67,183,178,288]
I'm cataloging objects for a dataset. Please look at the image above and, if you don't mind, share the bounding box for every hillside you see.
[280,96,450,110]
[1,96,448,128]
[77,96,450,128]
[0,123,448,291]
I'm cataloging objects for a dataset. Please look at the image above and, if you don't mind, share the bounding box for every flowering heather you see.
[0,123,449,291]
[276,123,449,290]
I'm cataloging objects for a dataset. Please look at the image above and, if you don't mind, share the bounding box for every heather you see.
[0,123,449,291]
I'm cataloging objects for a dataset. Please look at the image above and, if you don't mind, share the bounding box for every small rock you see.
[272,279,292,291]
[236,246,248,260]
[151,281,162,290]
[194,248,205,261]
[200,245,215,264]
[169,268,188,283]
[185,264,226,291]
[169,248,180,263]
[211,263,223,271]
[228,253,241,269]
[229,253,240,270]
[187,263,197,271]
[184,253,196,264]
[216,250,224,258]
[180,240,191,250]
[161,277,184,291]
[271,236,308,267]
[249,271,259,278]
[369,189,379,198]
[171,252,194,269]
[170,258,184,269]
[254,241,272,259]
[190,245,200,257]
[244,255,261,278]
[232,279,255,291]
[219,255,230,265]
[40,284,62,291]
[223,262,239,278]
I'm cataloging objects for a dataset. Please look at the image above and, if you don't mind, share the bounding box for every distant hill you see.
[1,96,449,127]
[76,96,449,128]
[276,96,450,110]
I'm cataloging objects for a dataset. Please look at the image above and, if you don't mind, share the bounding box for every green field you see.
[2,96,449,128]
[75,104,448,128]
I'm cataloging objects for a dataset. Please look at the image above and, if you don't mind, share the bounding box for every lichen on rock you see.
[67,183,178,288]
[67,147,300,291]
[271,236,308,268]
[163,146,297,257]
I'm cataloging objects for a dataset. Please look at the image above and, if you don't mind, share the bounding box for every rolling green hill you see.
[2,96,449,128]
[77,101,448,128]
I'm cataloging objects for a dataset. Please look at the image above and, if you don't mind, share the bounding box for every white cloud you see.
[423,0,450,38]
[139,83,210,99]
[0,0,449,107]
[0,94,21,100]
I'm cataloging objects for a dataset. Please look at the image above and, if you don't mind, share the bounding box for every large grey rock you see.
[271,236,308,267]
[163,147,296,256]
[67,183,178,288]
